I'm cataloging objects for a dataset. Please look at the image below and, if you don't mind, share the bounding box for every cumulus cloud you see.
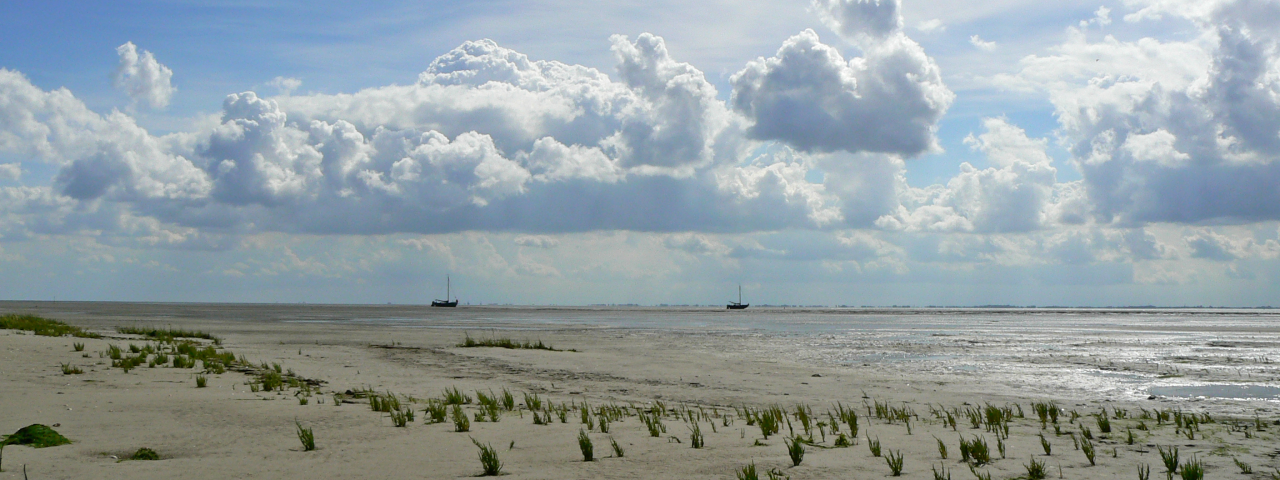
[1004,0,1280,225]
[113,42,175,109]
[730,28,952,156]
[514,234,559,248]
[969,35,997,51]
[877,118,1058,233]
[916,19,946,33]
[266,76,302,95]
[0,163,20,181]
[2,36,854,237]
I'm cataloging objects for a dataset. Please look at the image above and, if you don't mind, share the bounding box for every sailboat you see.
[431,275,459,307]
[726,284,748,310]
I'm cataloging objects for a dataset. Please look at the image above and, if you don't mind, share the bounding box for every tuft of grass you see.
[1233,457,1252,474]
[72,342,85,352]
[452,405,471,432]
[934,436,948,459]
[738,461,759,480]
[60,363,83,375]
[609,436,624,457]
[472,438,503,476]
[195,375,207,388]
[295,421,315,451]
[443,386,472,405]
[1080,436,1095,466]
[886,449,905,476]
[458,332,568,351]
[932,464,951,480]
[116,326,220,344]
[834,433,851,447]
[1138,463,1150,480]
[128,447,159,461]
[868,435,882,457]
[0,314,99,338]
[1039,433,1051,455]
[1097,411,1112,433]
[500,388,516,411]
[1025,457,1047,480]
[689,423,704,449]
[1159,445,1179,477]
[786,435,805,466]
[959,435,990,466]
[577,429,594,462]
[1179,456,1203,480]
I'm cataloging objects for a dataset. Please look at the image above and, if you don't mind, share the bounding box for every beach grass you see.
[886,449,904,476]
[128,447,159,461]
[0,314,99,338]
[785,435,805,466]
[577,429,593,462]
[472,438,503,476]
[609,436,624,457]
[457,332,569,351]
[295,421,315,451]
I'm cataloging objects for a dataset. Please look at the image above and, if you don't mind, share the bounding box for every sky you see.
[1,0,1279,307]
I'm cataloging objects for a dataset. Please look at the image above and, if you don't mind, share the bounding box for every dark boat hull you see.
[726,303,748,310]
[431,300,458,307]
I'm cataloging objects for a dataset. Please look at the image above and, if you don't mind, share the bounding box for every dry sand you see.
[1,301,1276,479]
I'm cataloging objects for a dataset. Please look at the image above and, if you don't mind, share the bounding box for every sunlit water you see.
[329,306,1280,412]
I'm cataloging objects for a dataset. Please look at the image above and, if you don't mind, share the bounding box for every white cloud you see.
[916,19,946,33]
[0,163,20,181]
[730,28,952,156]
[812,0,903,42]
[266,76,302,96]
[969,35,997,51]
[112,42,175,109]
[1004,1,1280,225]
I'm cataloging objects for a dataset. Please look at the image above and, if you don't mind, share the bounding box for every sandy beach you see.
[1,301,1276,479]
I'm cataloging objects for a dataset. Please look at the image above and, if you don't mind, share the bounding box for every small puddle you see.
[1148,384,1280,400]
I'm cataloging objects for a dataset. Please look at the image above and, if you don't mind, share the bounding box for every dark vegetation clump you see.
[2,424,71,448]
[128,447,159,460]
[0,314,99,338]
[117,326,221,345]
[457,333,573,351]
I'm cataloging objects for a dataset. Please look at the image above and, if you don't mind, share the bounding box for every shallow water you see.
[324,306,1280,410]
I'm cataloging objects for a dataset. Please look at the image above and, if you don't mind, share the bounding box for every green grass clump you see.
[452,405,471,432]
[786,435,805,466]
[886,449,905,476]
[689,423,704,449]
[444,386,472,405]
[500,388,516,411]
[738,462,759,480]
[195,375,207,388]
[2,424,71,448]
[609,436,624,457]
[295,421,315,451]
[933,464,951,480]
[1096,412,1112,434]
[577,429,594,462]
[1180,456,1203,480]
[1159,445,1179,478]
[457,333,569,351]
[128,447,159,461]
[1138,463,1150,480]
[425,401,447,424]
[60,363,83,375]
[1025,457,1046,480]
[116,326,220,344]
[72,342,85,352]
[868,435,882,457]
[1233,457,1252,474]
[472,438,502,476]
[958,435,990,466]
[0,314,99,338]
[1039,433,1051,455]
[934,435,947,459]
[1081,436,1096,466]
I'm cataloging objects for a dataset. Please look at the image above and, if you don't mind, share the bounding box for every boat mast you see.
[738,284,742,304]
[447,275,451,301]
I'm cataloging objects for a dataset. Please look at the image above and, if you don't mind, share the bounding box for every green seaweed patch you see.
[128,447,159,461]
[2,424,71,448]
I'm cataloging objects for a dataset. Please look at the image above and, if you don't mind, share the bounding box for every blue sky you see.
[1,0,1279,306]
